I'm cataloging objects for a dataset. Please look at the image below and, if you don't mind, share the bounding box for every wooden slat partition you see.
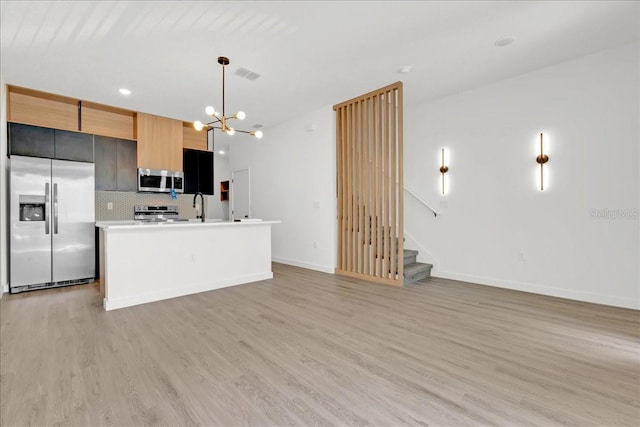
[334,82,404,286]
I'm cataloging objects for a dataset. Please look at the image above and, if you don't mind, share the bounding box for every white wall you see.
[206,153,230,220]
[0,77,7,296]
[404,42,639,309]
[229,106,336,273]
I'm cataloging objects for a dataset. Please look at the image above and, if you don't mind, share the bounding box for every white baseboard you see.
[272,257,334,274]
[432,270,639,310]
[104,272,273,311]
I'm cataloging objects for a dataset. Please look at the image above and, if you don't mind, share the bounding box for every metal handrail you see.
[404,186,438,217]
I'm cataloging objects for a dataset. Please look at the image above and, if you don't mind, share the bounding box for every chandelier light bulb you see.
[192,56,259,140]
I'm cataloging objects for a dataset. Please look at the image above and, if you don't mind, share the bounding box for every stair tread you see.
[403,249,418,256]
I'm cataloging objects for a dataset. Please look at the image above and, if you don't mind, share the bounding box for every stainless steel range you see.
[134,205,189,223]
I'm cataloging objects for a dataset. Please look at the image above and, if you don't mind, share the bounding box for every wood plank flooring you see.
[1,263,639,426]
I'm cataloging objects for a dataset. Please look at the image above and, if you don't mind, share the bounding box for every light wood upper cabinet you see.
[7,85,184,172]
[136,113,183,171]
[182,122,208,151]
[8,86,79,132]
[7,85,137,140]
[81,101,137,140]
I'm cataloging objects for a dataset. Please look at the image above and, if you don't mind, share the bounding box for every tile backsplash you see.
[96,191,201,221]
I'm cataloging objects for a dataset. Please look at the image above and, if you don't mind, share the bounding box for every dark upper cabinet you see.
[183,148,199,194]
[116,139,137,191]
[183,148,214,195]
[8,123,55,158]
[55,129,94,162]
[8,123,94,162]
[198,151,214,195]
[95,135,137,191]
[94,136,117,190]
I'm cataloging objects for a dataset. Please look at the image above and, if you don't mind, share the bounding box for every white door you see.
[231,168,250,220]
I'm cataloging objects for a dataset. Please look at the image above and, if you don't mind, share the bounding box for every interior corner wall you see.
[228,106,336,273]
[0,76,7,296]
[404,42,639,309]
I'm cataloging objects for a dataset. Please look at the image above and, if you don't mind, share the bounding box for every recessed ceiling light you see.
[218,150,225,155]
[398,65,412,74]
[118,88,132,95]
[494,36,516,47]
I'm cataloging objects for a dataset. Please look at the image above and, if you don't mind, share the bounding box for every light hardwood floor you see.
[1,263,639,426]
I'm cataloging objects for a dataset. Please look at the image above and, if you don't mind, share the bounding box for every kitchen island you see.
[96,220,280,310]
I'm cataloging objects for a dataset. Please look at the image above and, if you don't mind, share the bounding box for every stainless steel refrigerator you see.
[9,155,95,293]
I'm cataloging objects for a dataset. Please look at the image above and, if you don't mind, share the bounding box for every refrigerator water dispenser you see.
[18,195,45,221]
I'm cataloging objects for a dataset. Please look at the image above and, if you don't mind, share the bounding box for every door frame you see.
[231,167,251,221]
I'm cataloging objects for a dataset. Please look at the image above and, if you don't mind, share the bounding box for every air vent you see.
[235,68,250,77]
[235,67,261,81]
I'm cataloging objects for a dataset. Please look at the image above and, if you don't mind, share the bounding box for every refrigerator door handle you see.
[44,183,50,235]
[53,183,59,234]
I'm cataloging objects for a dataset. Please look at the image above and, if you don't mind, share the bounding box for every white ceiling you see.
[1,1,638,147]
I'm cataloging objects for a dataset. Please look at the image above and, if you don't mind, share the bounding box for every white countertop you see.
[96,219,280,230]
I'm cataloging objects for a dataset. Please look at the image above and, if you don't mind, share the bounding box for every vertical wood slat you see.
[334,82,403,286]
[355,101,361,274]
[363,97,370,275]
[355,100,361,273]
[342,106,348,270]
[390,90,397,280]
[380,92,389,279]
[375,94,383,278]
[397,88,404,280]
[337,108,344,270]
[358,100,369,274]
[351,102,357,273]
[346,104,352,273]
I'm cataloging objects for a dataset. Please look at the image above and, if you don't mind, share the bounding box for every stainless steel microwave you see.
[137,168,184,193]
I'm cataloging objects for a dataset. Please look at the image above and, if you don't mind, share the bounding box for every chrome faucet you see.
[192,192,205,222]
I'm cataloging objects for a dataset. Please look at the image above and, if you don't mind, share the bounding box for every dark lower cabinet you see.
[94,136,137,191]
[8,123,94,162]
[183,148,214,195]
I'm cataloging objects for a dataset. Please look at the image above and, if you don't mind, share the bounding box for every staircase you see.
[403,249,432,284]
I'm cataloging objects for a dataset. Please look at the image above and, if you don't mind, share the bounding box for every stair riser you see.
[403,255,417,265]
[404,269,431,284]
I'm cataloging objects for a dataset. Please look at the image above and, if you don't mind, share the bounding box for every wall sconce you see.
[536,133,549,191]
[439,148,449,195]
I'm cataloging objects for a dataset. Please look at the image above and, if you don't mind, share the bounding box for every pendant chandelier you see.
[193,56,263,139]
